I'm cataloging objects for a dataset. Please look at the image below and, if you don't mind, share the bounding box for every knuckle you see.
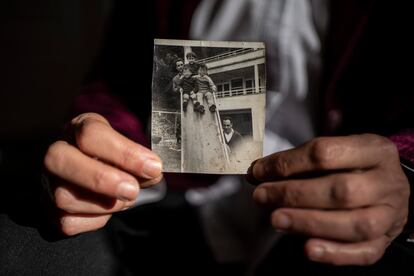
[398,185,411,204]
[369,134,398,157]
[44,141,67,172]
[309,138,334,169]
[120,144,138,169]
[272,156,291,177]
[282,184,303,206]
[92,168,122,195]
[396,215,408,232]
[92,170,110,191]
[381,139,398,157]
[75,120,103,152]
[388,217,407,237]
[92,169,113,193]
[331,176,356,207]
[302,217,319,234]
[356,216,382,240]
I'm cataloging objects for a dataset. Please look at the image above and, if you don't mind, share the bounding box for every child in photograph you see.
[193,63,217,114]
[185,51,200,75]
[173,60,197,112]
[173,51,202,112]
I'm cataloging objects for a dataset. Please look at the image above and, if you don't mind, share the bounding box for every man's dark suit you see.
[225,130,243,152]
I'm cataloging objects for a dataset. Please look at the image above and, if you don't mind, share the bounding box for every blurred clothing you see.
[189,0,329,264]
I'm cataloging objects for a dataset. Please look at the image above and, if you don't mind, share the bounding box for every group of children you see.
[172,52,217,114]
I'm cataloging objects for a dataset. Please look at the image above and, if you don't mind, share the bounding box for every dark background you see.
[0,0,111,140]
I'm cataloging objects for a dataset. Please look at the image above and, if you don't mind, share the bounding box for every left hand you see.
[247,134,410,265]
[43,113,163,235]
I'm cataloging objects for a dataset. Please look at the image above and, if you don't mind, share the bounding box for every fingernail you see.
[118,182,139,202]
[254,188,268,204]
[309,245,325,260]
[142,159,162,179]
[274,213,291,229]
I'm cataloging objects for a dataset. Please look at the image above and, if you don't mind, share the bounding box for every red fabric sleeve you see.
[73,81,149,147]
[390,129,414,168]
[390,130,414,235]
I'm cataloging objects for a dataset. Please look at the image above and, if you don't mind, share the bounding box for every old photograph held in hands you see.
[152,39,266,174]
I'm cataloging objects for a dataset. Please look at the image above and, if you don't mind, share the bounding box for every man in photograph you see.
[172,58,187,110]
[222,117,243,152]
[172,58,184,95]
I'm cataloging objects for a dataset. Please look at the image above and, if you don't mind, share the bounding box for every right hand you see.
[43,113,163,235]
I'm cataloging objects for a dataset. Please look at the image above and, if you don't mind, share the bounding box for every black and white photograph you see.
[152,39,266,174]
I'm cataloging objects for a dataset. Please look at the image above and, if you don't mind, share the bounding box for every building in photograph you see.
[198,47,266,143]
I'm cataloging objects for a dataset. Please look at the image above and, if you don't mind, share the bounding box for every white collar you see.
[224,129,234,142]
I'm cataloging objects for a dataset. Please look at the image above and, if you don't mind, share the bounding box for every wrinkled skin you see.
[248,134,410,265]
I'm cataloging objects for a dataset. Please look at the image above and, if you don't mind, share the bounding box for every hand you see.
[43,113,163,235]
[247,134,410,265]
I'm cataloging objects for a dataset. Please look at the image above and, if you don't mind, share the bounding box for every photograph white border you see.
[154,38,265,49]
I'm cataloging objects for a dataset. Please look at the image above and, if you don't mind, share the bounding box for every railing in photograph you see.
[197,48,256,64]
[216,86,266,98]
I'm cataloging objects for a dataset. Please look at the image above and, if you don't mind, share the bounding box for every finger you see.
[59,213,111,236]
[45,141,140,201]
[138,174,164,189]
[304,236,391,265]
[54,175,164,214]
[270,205,398,242]
[54,184,136,215]
[71,113,163,180]
[249,134,398,182]
[253,170,393,209]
